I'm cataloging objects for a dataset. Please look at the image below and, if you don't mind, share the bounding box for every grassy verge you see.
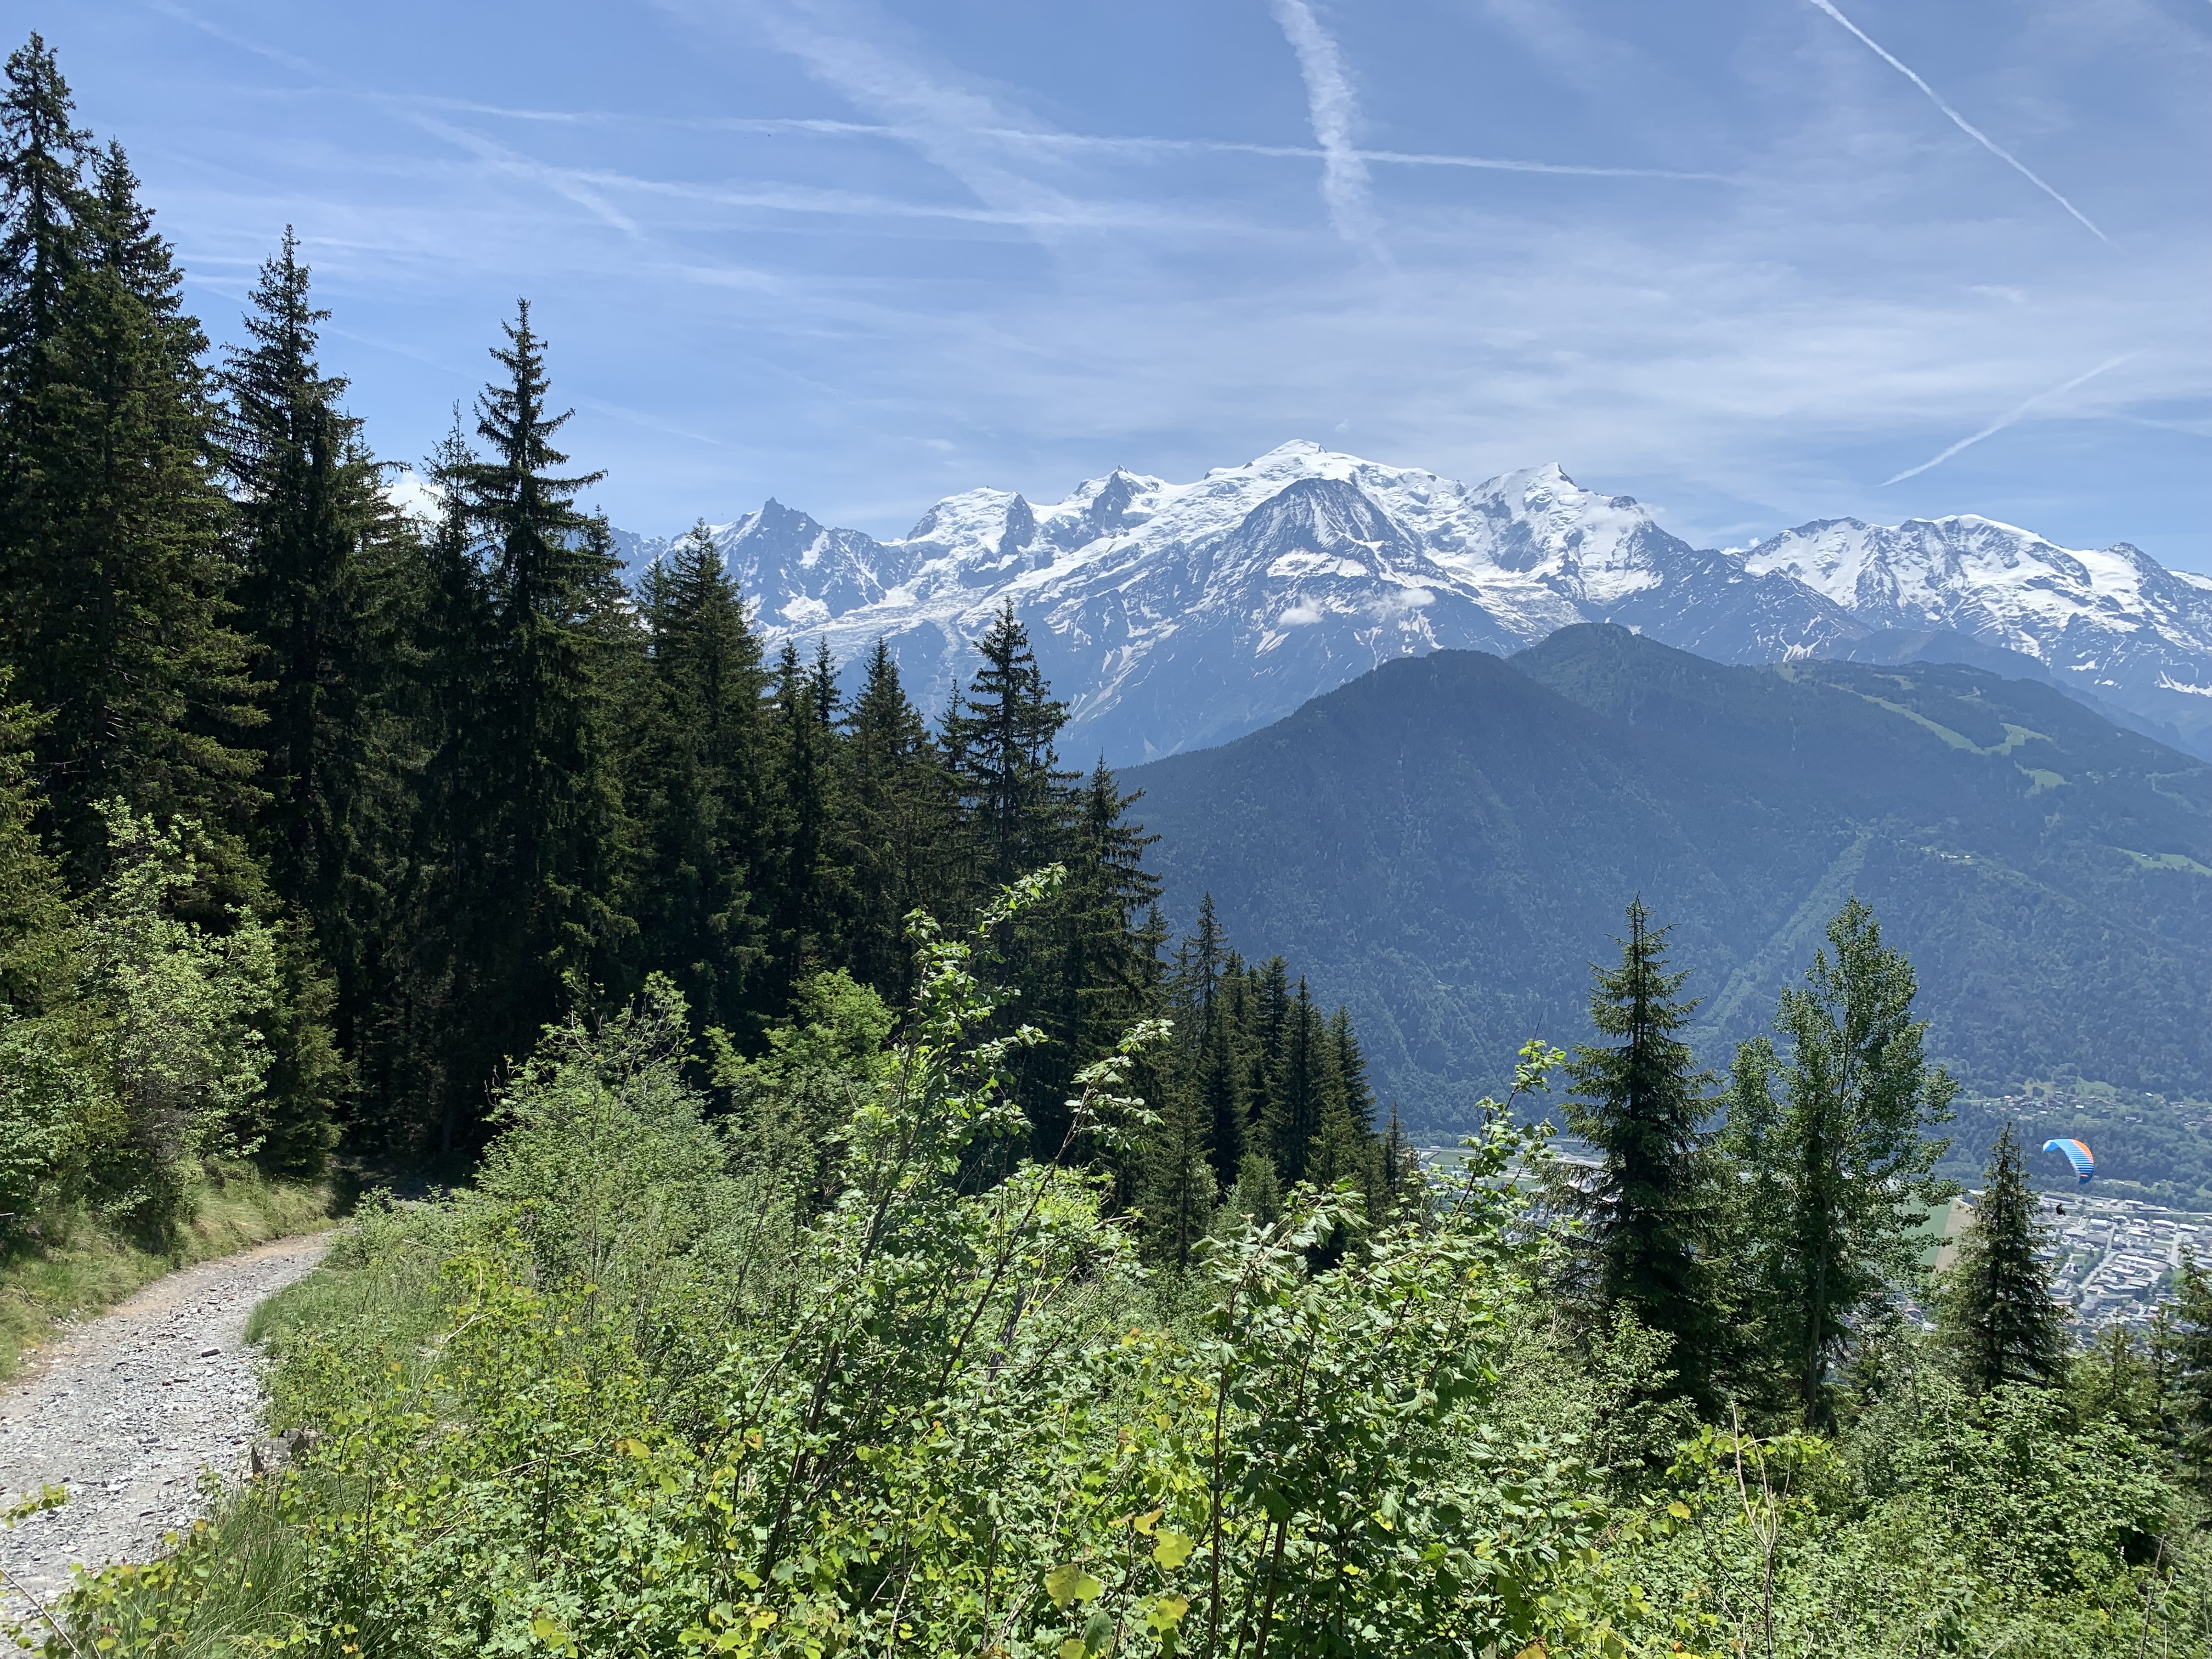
[18,1201,458,1657]
[0,1163,336,1383]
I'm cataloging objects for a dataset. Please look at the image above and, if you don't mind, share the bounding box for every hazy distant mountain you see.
[1122,625,2212,1124]
[609,443,2212,765]
[1746,516,2212,760]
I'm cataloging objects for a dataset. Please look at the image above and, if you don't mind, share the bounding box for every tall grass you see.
[0,1162,334,1380]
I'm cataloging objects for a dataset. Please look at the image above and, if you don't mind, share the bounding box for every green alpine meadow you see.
[8,30,2212,1659]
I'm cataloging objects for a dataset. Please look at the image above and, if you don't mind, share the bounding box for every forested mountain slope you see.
[1126,625,2212,1123]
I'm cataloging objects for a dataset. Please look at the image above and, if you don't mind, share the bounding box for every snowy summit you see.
[610,444,2212,766]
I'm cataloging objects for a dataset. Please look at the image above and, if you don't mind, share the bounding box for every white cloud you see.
[1802,0,2111,245]
[1881,354,2136,485]
[1267,0,1383,253]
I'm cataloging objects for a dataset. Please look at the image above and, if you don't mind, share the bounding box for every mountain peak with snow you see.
[607,445,2212,765]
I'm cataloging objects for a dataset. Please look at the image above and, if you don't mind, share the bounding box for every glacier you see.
[608,441,2212,766]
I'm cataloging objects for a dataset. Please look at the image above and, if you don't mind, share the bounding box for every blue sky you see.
[30,0,2212,567]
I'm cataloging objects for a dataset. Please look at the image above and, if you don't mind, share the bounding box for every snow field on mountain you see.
[599,441,2212,765]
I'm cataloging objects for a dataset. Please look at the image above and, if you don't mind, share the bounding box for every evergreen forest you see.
[11,34,2212,1659]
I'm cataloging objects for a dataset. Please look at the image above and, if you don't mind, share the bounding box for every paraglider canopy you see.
[2042,1137,2094,1185]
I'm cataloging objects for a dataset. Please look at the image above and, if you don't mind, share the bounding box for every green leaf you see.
[1046,1563,1104,1609]
[1152,1531,1195,1570]
[1144,1593,1192,1633]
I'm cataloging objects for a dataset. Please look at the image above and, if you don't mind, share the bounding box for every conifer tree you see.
[941,602,1071,891]
[632,522,768,1034]
[1725,898,1955,1427]
[1264,977,1330,1184]
[377,420,492,1149]
[762,639,845,1005]
[843,637,955,1003]
[1381,1103,1415,1203]
[2165,1255,2212,1485]
[419,303,635,1141]
[1305,1005,1384,1212]
[0,57,260,887]
[1137,1071,1214,1268]
[0,34,83,355]
[1939,1124,2068,1393]
[1183,898,1246,1187]
[1553,900,1721,1401]
[220,231,390,979]
[1245,956,1291,1174]
[1330,1007,1374,1140]
[1059,760,1161,1053]
[218,230,413,1160]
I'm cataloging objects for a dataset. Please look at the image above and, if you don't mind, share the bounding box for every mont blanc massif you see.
[616,439,2212,767]
[609,441,2212,1137]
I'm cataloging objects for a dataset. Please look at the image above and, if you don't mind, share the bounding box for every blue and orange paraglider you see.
[2042,1137,2095,1185]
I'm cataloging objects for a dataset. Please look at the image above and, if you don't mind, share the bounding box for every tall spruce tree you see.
[380,420,492,1148]
[1058,760,1161,1059]
[0,48,261,887]
[218,230,413,1165]
[632,522,768,1035]
[1263,977,1329,1184]
[1136,1068,1215,1269]
[1305,1005,1384,1213]
[1553,900,1721,1402]
[417,303,635,1144]
[219,230,388,986]
[1725,898,1956,1427]
[1188,898,1245,1187]
[1242,958,1290,1173]
[0,35,81,356]
[941,602,1071,893]
[843,637,954,1004]
[1939,1124,2068,1393]
[761,639,844,1007]
[2165,1255,2212,1486]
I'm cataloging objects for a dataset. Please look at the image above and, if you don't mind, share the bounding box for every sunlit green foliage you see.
[36,894,2212,1659]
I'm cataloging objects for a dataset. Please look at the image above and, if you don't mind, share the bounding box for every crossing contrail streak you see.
[1269,0,1383,251]
[1882,354,2135,485]
[1804,0,2111,245]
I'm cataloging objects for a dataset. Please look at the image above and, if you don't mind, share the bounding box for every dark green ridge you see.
[1126,623,2212,1129]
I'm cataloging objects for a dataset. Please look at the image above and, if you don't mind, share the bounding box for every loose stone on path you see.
[0,1232,331,1630]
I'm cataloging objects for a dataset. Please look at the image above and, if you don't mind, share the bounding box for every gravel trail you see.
[0,1232,332,1632]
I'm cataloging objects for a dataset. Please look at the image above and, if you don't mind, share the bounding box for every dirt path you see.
[0,1232,332,1630]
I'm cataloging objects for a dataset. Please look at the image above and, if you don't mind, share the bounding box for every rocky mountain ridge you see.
[608,442,2212,764]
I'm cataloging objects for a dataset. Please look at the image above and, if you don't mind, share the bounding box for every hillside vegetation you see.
[1128,625,2212,1126]
[36,895,2212,1659]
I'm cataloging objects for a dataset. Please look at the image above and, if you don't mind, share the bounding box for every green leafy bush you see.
[40,889,2212,1659]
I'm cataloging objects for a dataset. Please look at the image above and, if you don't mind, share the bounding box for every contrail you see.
[1804,0,2111,246]
[1268,0,1383,250]
[1882,354,2135,486]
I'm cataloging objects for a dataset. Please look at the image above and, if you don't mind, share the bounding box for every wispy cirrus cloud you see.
[1802,0,2111,245]
[1267,0,1381,252]
[691,0,1107,238]
[378,93,1735,182]
[88,0,2212,570]
[403,114,642,235]
[1882,353,2136,485]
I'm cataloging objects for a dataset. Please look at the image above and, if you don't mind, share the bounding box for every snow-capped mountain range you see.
[610,441,2212,765]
